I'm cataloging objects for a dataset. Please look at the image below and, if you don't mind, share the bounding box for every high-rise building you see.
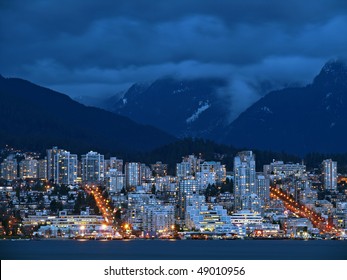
[176,154,202,178]
[0,155,17,180]
[322,159,337,191]
[176,162,191,178]
[19,158,38,179]
[81,151,105,182]
[106,157,123,173]
[151,161,168,177]
[177,179,198,220]
[46,146,64,181]
[54,151,78,185]
[256,173,270,210]
[125,162,141,188]
[140,164,152,183]
[107,169,125,193]
[37,159,48,180]
[200,161,226,183]
[233,151,256,211]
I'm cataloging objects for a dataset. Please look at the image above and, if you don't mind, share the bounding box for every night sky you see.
[1,0,347,107]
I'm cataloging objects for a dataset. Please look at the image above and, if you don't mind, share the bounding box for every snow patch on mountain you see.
[186,102,210,123]
[261,106,273,114]
[173,87,189,94]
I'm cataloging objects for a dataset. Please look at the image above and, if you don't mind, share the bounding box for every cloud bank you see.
[1,0,347,119]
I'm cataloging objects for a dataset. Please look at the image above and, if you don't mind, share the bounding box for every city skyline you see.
[1,144,345,241]
[1,0,347,264]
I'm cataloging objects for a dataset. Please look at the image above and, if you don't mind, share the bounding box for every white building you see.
[142,205,175,234]
[186,204,232,233]
[230,210,263,226]
[54,150,78,185]
[37,159,48,180]
[322,159,337,191]
[234,151,256,211]
[176,154,202,178]
[46,146,64,181]
[263,161,306,178]
[196,170,216,191]
[256,173,270,210]
[81,151,105,182]
[108,157,123,173]
[125,162,141,188]
[19,158,38,179]
[178,178,199,220]
[200,161,226,183]
[107,169,125,193]
[0,155,17,180]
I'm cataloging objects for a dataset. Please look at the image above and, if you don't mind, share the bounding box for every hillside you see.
[0,75,176,155]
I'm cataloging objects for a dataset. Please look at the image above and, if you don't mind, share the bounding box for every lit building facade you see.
[0,156,17,180]
[54,150,78,185]
[322,159,337,191]
[81,151,105,182]
[125,162,141,188]
[107,169,125,193]
[233,151,256,211]
[177,178,199,220]
[37,159,48,180]
[263,161,306,178]
[19,158,38,179]
[47,146,64,181]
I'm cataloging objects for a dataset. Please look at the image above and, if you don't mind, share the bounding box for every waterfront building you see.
[185,204,232,233]
[335,202,347,229]
[233,151,256,211]
[322,159,337,191]
[230,210,263,226]
[127,193,160,230]
[27,211,108,238]
[284,218,314,237]
[81,151,105,182]
[241,193,262,214]
[142,205,175,235]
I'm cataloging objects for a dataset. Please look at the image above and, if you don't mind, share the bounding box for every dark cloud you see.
[1,0,347,119]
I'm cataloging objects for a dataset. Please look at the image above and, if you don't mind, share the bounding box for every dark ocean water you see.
[1,239,346,260]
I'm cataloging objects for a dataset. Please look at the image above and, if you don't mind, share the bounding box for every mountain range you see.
[1,60,347,156]
[88,60,347,155]
[0,75,176,155]
[104,77,230,138]
[221,60,347,154]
